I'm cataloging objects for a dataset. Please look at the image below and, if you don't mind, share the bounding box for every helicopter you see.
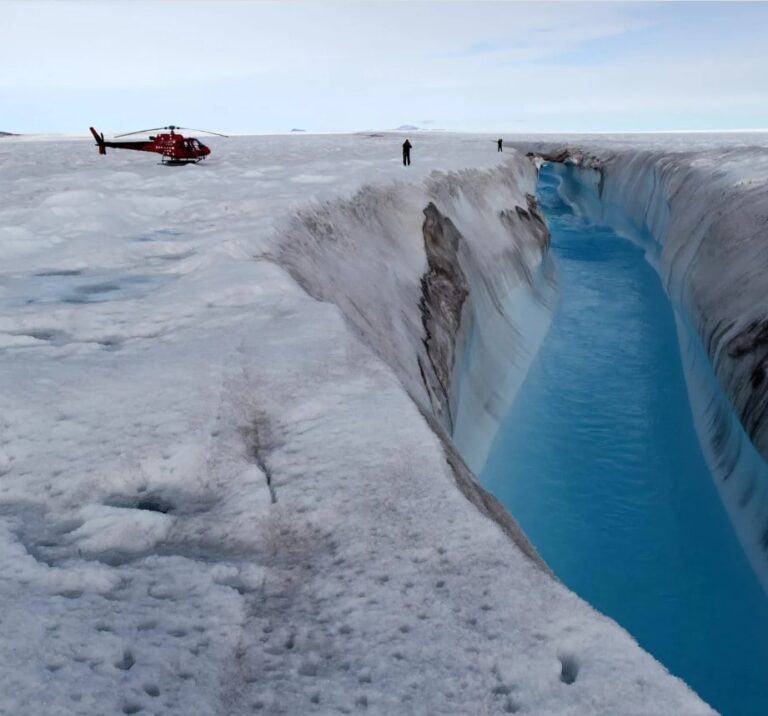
[89,125,228,165]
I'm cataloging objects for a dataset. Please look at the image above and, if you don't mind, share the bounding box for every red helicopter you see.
[89,125,227,165]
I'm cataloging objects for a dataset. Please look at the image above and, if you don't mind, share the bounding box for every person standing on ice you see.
[497,138,503,152]
[402,139,412,166]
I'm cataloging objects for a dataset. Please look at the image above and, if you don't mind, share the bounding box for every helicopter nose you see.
[202,145,211,155]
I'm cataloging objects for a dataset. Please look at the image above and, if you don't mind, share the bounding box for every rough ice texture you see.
[0,134,713,714]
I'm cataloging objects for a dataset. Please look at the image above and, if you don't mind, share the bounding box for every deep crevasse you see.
[529,149,768,594]
[287,144,768,715]
[279,153,714,713]
[479,162,768,716]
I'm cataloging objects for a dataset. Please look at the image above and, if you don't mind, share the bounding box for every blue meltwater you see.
[480,164,768,716]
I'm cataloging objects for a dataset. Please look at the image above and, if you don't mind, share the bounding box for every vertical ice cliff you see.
[522,144,768,591]
[277,163,558,560]
[278,162,556,474]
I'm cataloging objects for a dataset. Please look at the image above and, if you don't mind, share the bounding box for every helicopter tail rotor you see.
[89,127,106,155]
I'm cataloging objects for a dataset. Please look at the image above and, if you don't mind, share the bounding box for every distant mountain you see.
[395,124,420,131]
[0,131,16,137]
[290,128,305,133]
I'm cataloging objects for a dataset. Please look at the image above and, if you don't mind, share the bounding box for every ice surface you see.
[0,134,713,714]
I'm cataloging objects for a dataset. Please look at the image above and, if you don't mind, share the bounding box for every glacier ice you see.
[0,133,718,714]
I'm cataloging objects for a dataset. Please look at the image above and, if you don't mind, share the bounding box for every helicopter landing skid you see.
[160,158,204,166]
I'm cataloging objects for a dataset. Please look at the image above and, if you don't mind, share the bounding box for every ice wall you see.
[278,160,556,475]
[528,146,768,591]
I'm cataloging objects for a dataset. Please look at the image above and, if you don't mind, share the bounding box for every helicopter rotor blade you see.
[114,126,171,138]
[175,127,229,138]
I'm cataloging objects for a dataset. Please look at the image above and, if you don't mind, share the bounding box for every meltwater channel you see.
[480,165,768,716]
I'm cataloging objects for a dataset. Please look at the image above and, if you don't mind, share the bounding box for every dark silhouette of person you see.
[497,138,503,152]
[402,139,412,166]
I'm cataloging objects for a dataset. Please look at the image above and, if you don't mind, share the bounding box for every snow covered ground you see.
[0,133,715,714]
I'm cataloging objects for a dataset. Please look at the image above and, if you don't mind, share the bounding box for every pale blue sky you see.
[2,1,767,134]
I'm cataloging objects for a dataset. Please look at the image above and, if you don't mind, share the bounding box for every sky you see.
[2,0,767,134]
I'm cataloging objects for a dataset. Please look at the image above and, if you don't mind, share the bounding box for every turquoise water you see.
[481,165,768,716]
